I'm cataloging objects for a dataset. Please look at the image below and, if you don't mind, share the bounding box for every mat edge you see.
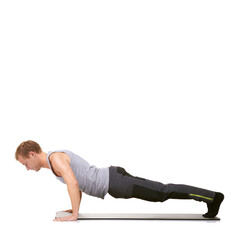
[55,212,220,221]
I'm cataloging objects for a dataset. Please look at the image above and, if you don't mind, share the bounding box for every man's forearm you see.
[67,183,81,216]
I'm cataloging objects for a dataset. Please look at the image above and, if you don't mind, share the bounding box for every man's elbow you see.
[73,181,79,187]
[68,181,79,189]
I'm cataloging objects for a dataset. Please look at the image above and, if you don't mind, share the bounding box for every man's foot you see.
[203,192,224,218]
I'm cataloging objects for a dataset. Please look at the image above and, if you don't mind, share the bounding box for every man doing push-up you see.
[15,140,224,221]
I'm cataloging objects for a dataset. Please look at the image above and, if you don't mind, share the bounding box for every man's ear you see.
[29,151,36,158]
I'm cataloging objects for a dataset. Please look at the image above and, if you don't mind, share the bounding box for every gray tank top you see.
[47,150,109,199]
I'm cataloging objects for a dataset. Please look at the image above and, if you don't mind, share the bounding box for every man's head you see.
[15,140,43,171]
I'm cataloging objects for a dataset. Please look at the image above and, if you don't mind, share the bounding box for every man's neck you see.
[39,152,50,169]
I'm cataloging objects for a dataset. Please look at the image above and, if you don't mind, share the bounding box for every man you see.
[15,140,224,222]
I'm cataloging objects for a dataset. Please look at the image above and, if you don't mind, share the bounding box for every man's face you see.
[18,152,41,172]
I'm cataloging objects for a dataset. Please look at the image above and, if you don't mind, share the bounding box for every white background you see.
[0,0,239,239]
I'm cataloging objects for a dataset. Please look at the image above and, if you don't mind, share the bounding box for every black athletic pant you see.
[108,166,215,204]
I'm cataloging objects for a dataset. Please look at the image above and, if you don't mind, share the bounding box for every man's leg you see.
[108,166,224,217]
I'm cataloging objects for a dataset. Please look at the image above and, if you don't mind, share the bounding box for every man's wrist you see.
[72,212,79,218]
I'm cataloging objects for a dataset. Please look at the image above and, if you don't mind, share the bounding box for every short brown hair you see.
[15,140,42,159]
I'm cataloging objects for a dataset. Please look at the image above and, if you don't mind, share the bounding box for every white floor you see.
[1,193,238,240]
[1,212,236,240]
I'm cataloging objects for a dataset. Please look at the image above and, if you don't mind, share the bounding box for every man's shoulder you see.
[49,151,71,165]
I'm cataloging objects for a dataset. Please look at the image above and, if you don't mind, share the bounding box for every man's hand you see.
[54,213,78,222]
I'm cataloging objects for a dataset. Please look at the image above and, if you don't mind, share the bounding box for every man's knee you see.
[132,184,166,202]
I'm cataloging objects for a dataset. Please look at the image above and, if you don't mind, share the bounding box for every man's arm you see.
[62,190,82,213]
[50,153,81,221]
